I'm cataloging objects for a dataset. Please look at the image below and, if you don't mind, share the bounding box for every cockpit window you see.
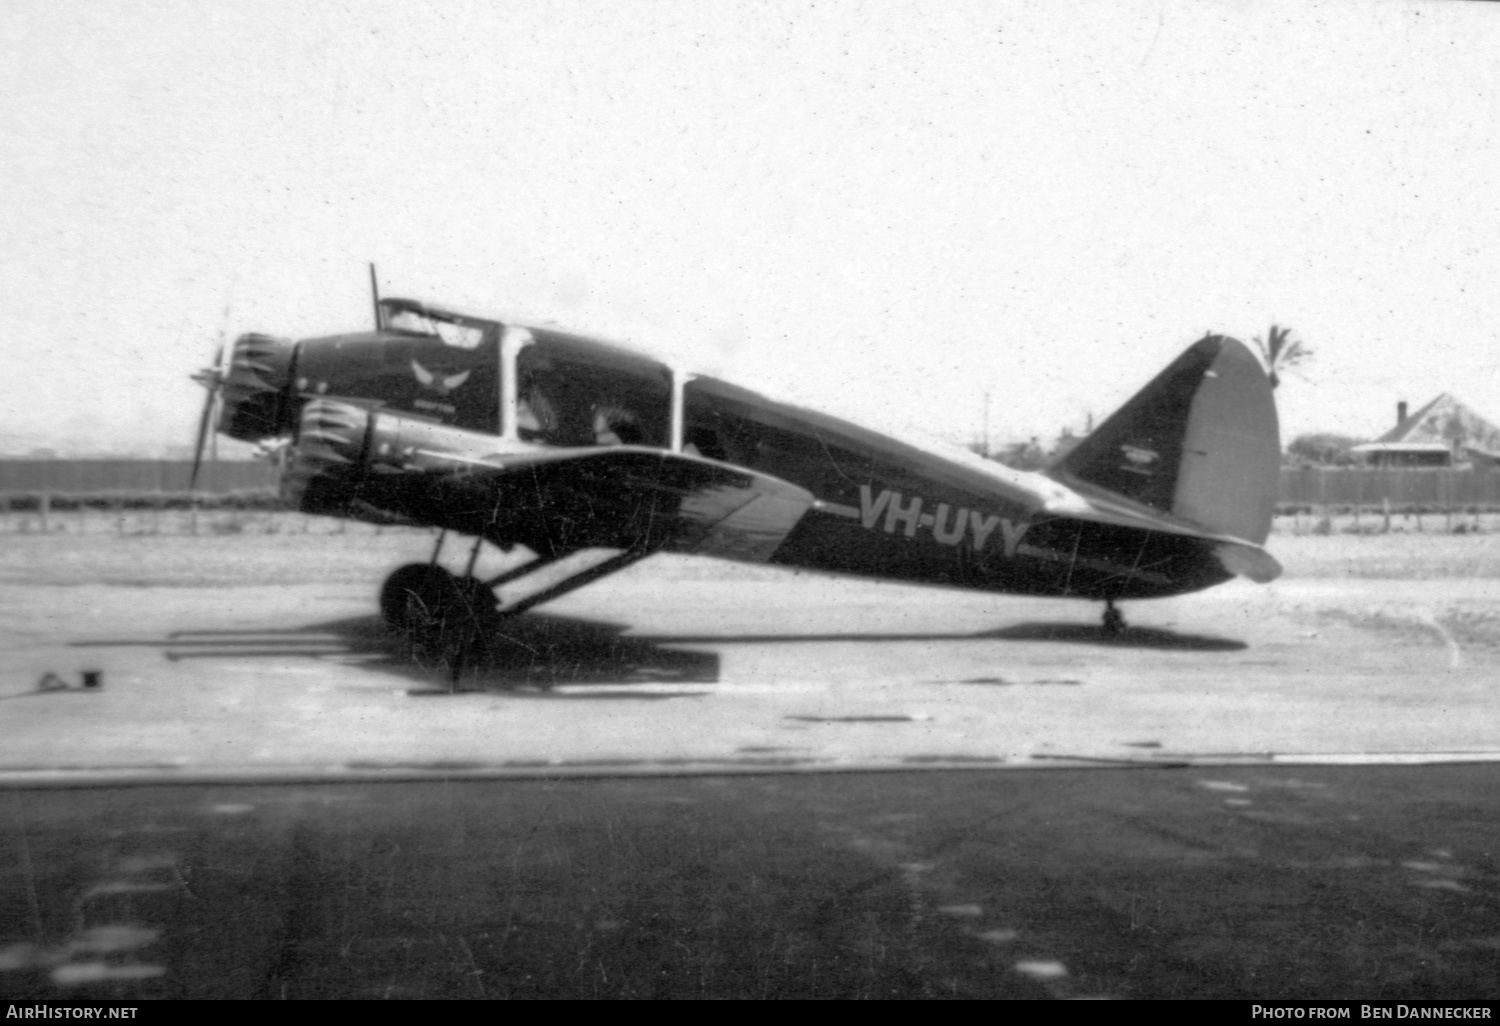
[385,308,486,350]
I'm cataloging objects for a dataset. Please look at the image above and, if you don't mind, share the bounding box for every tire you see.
[379,563,453,629]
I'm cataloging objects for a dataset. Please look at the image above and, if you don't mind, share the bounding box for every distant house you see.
[1352,395,1500,468]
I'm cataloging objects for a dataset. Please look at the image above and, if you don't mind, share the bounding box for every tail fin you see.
[1047,335,1280,545]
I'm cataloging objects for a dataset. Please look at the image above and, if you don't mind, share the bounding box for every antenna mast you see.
[982,389,992,458]
[369,263,383,330]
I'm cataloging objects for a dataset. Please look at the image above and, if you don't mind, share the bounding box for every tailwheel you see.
[1102,600,1126,637]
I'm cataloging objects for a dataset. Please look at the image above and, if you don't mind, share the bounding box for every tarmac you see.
[2,558,1499,998]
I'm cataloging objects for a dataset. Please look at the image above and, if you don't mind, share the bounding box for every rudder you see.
[1047,336,1280,545]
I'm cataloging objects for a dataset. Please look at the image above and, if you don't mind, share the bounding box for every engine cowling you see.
[218,332,297,441]
[282,399,510,522]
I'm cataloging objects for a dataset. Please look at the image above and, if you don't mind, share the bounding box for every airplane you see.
[191,276,1282,665]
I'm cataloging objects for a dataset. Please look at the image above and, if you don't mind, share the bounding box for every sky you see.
[2,0,1498,457]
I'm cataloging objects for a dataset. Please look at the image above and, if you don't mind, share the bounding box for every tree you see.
[1286,432,1365,467]
[989,429,1082,471]
[1254,325,1311,390]
[992,437,1049,471]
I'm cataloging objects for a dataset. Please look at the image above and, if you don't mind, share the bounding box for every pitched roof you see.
[1372,393,1500,452]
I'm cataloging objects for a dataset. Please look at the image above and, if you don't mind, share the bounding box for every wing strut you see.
[482,552,565,589]
[490,547,652,620]
[382,545,655,686]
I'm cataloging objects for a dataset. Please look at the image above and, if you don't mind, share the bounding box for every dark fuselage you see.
[229,301,1235,604]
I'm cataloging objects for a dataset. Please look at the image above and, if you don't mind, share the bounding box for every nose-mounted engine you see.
[189,331,299,490]
[218,332,298,441]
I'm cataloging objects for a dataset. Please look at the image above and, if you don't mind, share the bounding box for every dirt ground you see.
[1,510,1497,781]
[5,509,1500,583]
[4,513,1500,999]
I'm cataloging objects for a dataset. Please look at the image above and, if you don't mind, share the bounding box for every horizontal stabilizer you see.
[1214,542,1282,583]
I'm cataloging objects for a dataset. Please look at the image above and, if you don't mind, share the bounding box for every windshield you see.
[385,307,486,350]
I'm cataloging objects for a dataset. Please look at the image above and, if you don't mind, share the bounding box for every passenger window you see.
[593,406,645,446]
[516,345,669,448]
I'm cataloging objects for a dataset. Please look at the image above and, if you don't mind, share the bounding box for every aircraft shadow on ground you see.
[630,622,1247,652]
[72,612,1243,697]
[406,612,722,693]
[978,622,1247,651]
[77,612,722,695]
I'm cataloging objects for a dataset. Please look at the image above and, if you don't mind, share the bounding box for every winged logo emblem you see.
[1119,444,1160,474]
[411,360,472,396]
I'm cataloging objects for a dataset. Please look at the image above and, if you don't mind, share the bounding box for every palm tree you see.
[1253,325,1310,390]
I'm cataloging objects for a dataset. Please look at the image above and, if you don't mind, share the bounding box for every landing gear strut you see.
[1102,599,1126,637]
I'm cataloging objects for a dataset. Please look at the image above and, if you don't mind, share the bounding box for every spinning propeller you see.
[188,335,231,493]
[186,266,382,493]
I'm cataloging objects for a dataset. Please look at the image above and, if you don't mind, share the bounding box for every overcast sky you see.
[2,0,1497,457]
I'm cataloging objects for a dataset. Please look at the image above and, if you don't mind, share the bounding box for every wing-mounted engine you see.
[280,399,368,517]
[283,399,508,524]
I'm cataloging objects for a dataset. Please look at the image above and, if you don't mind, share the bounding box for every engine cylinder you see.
[219,333,297,441]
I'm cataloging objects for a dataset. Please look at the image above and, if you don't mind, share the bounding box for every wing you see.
[436,446,816,561]
[285,399,815,562]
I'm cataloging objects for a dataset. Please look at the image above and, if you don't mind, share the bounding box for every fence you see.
[3,460,1499,513]
[1279,467,1500,511]
[0,460,278,497]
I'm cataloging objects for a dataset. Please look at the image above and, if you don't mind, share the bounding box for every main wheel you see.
[379,564,454,629]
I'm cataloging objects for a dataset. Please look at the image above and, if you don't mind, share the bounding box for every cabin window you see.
[683,381,881,488]
[683,427,726,461]
[515,345,671,448]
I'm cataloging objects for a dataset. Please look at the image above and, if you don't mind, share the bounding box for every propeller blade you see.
[189,388,216,492]
[189,343,227,493]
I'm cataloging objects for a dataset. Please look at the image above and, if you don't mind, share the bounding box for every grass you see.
[1269,513,1500,579]
[1269,532,1500,580]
